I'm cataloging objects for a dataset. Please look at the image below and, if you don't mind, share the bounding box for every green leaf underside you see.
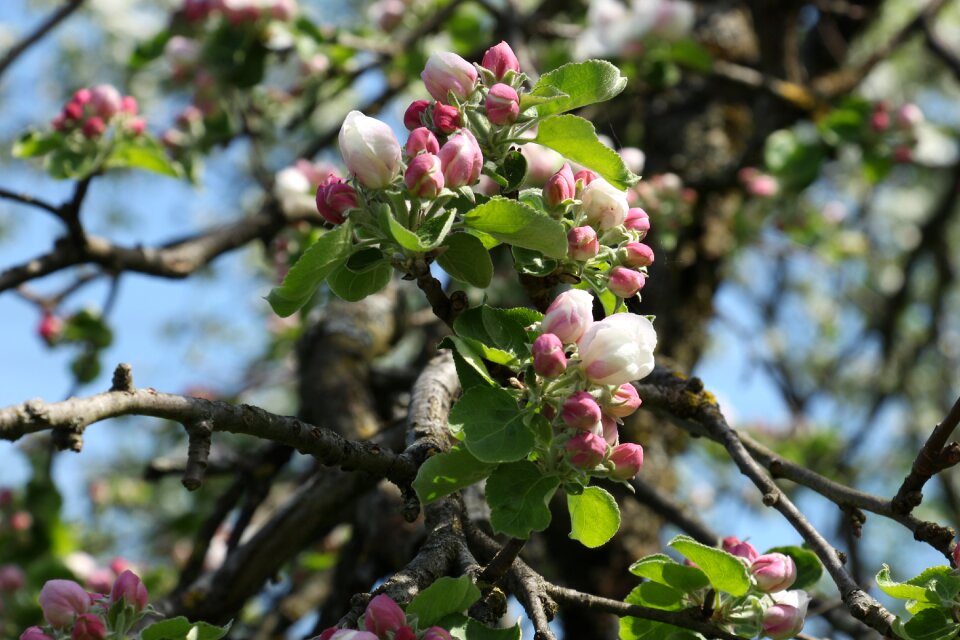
[453,306,530,362]
[437,614,523,640]
[629,554,710,593]
[567,486,621,548]
[412,446,496,504]
[766,545,823,591]
[668,535,750,596]
[531,59,628,116]
[454,386,535,463]
[437,232,494,287]
[486,461,560,538]
[441,336,496,391]
[267,223,352,316]
[462,197,567,258]
[141,617,231,640]
[326,260,392,302]
[406,576,481,627]
[893,609,960,640]
[534,115,638,190]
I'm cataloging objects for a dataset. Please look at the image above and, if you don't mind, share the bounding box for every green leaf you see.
[436,614,523,640]
[668,535,750,596]
[629,554,710,593]
[106,136,182,177]
[531,59,628,116]
[620,617,690,640]
[413,446,496,504]
[893,609,960,640]
[500,307,543,329]
[533,115,638,190]
[407,576,481,627]
[501,149,527,193]
[441,336,496,391]
[46,147,98,180]
[437,232,493,288]
[453,387,535,463]
[486,461,560,538]
[763,129,824,189]
[512,246,558,277]
[418,209,457,248]
[519,84,568,112]
[877,564,931,602]
[453,305,529,361]
[267,223,353,316]
[141,617,231,640]
[462,197,567,258]
[130,29,171,69]
[12,131,63,158]
[326,259,392,302]
[625,582,685,610]
[567,486,621,548]
[63,309,113,348]
[766,545,822,591]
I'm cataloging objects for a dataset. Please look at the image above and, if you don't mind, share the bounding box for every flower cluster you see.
[314,594,451,640]
[867,101,924,163]
[21,571,150,640]
[50,85,144,139]
[176,0,298,26]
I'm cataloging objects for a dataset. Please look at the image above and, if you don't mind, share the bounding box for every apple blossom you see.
[422,51,478,103]
[431,103,461,134]
[20,627,54,640]
[405,127,440,157]
[485,83,520,125]
[111,570,149,612]
[567,226,599,261]
[541,289,594,344]
[403,100,430,130]
[423,628,454,640]
[624,207,650,233]
[751,553,797,593]
[566,432,607,468]
[545,163,576,208]
[0,564,25,591]
[609,442,644,479]
[89,84,122,120]
[82,117,106,138]
[532,333,567,378]
[363,594,406,636]
[579,313,657,386]
[619,147,645,174]
[39,579,92,628]
[581,178,629,229]
[597,414,619,446]
[438,129,483,187]
[575,169,599,186]
[481,41,520,81]
[897,103,923,128]
[120,96,138,115]
[562,391,602,430]
[404,154,445,198]
[722,536,760,563]
[605,383,641,418]
[316,180,358,225]
[762,590,810,640]
[71,614,106,640]
[338,111,402,189]
[608,267,646,298]
[621,242,654,268]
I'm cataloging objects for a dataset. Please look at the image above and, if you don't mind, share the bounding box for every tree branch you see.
[0,0,86,80]
[892,395,960,514]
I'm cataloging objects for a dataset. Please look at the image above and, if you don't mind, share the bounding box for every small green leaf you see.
[629,554,710,593]
[625,582,685,610]
[453,305,529,361]
[531,59,628,116]
[437,232,493,287]
[436,614,522,640]
[877,564,931,602]
[413,446,496,504]
[453,386,535,463]
[501,149,527,192]
[518,85,568,112]
[267,223,353,316]
[486,461,560,538]
[462,197,567,258]
[766,545,822,591]
[568,486,621,548]
[12,130,63,158]
[141,617,232,640]
[668,535,750,596]
[440,336,495,390]
[512,246,558,277]
[46,147,97,179]
[407,576,481,627]
[763,129,824,189]
[893,608,960,640]
[534,115,638,190]
[130,29,172,69]
[326,259,392,302]
[106,136,182,177]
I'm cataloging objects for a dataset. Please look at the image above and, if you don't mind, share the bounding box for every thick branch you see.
[892,395,960,514]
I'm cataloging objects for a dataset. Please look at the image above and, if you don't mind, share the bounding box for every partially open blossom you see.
[338,111,402,189]
[579,313,657,385]
[89,84,122,120]
[897,103,924,128]
[545,163,576,208]
[405,127,440,157]
[605,383,641,418]
[751,554,797,593]
[567,226,599,260]
[582,178,629,229]
[316,179,358,225]
[624,207,650,233]
[20,627,54,640]
[762,590,810,640]
[609,442,644,480]
[39,580,92,628]
[562,391,602,430]
[481,41,520,81]
[363,594,406,636]
[608,267,646,298]
[422,51,478,103]
[403,100,431,130]
[0,564,25,592]
[404,153,445,198]
[621,242,654,268]
[71,613,106,640]
[111,570,149,613]
[485,83,520,125]
[722,536,760,563]
[532,333,567,378]
[432,103,461,134]
[438,129,483,188]
[423,628,454,640]
[575,169,599,186]
[541,289,593,344]
[566,432,607,468]
[82,117,106,138]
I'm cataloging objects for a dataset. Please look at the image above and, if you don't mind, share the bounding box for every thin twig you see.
[892,395,960,514]
[0,0,86,80]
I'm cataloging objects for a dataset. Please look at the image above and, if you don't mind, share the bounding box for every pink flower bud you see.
[324,630,378,640]
[747,175,779,198]
[575,169,598,186]
[82,117,106,139]
[595,414,619,446]
[423,628,454,640]
[120,96,138,115]
[38,312,63,344]
[403,100,431,131]
[870,109,890,132]
[541,289,593,344]
[394,627,417,640]
[897,103,924,128]
[544,163,576,208]
[317,629,337,640]
[762,591,809,640]
[567,226,599,261]
[481,41,520,81]
[39,579,92,628]
[0,564,25,592]
[722,536,759,563]
[566,432,607,468]
[624,207,650,233]
[0,487,12,507]
[182,0,212,22]
[71,614,106,640]
[63,101,84,121]
[405,127,440,157]
[316,180,358,225]
[751,553,797,592]
[109,557,130,576]
[404,153,445,198]
[605,383,641,418]
[125,118,146,136]
[338,111,402,189]
[86,569,113,594]
[271,0,297,20]
[72,88,91,105]
[89,84,122,120]
[579,313,657,385]
[21,627,54,640]
[422,51,478,103]
[431,103,461,134]
[562,392,602,430]
[10,510,32,530]
[609,443,644,480]
[110,570,148,612]
[485,83,520,126]
[621,242,654,268]
[51,114,67,130]
[532,333,567,378]
[608,267,646,298]
[953,542,960,568]
[582,178,629,230]
[893,146,912,163]
[363,594,406,636]
[438,129,483,188]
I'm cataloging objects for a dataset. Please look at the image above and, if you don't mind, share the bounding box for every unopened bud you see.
[431,103,461,135]
[405,127,440,157]
[605,383,641,418]
[316,179,358,225]
[422,51,478,104]
[751,553,797,592]
[624,207,650,233]
[363,594,406,636]
[404,153,445,198]
[403,100,431,131]
[485,83,520,126]
[541,289,593,344]
[544,163,576,208]
[609,442,643,480]
[481,41,520,81]
[722,536,759,563]
[566,432,607,468]
[567,226,599,261]
[438,129,483,188]
[621,242,654,268]
[607,266,646,298]
[562,391,602,430]
[532,333,567,378]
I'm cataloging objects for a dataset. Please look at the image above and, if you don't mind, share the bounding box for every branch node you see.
[110,363,134,392]
[762,492,779,506]
[51,423,83,452]
[182,419,213,491]
[468,586,508,625]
